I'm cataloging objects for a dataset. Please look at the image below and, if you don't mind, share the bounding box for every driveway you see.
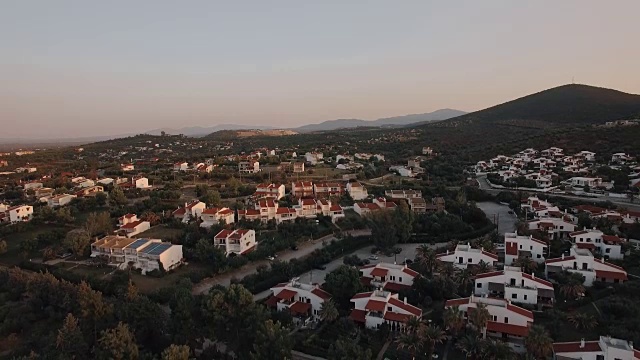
[475,201,518,235]
[192,229,371,295]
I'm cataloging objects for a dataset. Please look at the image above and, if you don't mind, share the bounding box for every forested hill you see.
[425,84,640,129]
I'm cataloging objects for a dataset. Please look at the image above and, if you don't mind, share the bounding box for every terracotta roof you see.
[265,296,279,307]
[119,213,136,219]
[360,277,373,286]
[329,205,343,212]
[275,289,297,300]
[120,220,145,229]
[576,243,596,250]
[388,298,422,316]
[595,269,627,281]
[486,321,529,337]
[365,300,386,312]
[239,209,260,216]
[202,208,221,215]
[546,256,576,264]
[507,304,534,319]
[214,229,233,239]
[370,267,389,277]
[383,282,411,292]
[553,341,601,353]
[311,288,331,300]
[475,271,504,280]
[569,230,589,236]
[351,292,373,300]
[349,309,366,323]
[276,207,296,214]
[602,235,622,244]
[383,311,413,323]
[402,267,419,277]
[289,301,311,315]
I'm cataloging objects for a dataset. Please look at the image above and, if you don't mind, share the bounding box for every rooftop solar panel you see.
[127,239,150,250]
[141,242,172,255]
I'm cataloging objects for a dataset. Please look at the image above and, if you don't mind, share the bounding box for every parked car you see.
[368,255,379,260]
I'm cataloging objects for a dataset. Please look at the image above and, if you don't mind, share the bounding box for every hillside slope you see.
[429,84,640,129]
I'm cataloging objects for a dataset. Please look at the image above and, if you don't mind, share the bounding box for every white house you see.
[213,229,256,256]
[545,246,628,286]
[568,177,603,188]
[173,162,189,171]
[385,189,423,199]
[474,266,554,306]
[359,263,419,292]
[349,289,422,331]
[15,167,37,173]
[436,244,499,269]
[200,207,235,227]
[239,161,260,174]
[132,177,150,189]
[116,214,151,238]
[90,236,183,274]
[172,200,206,222]
[314,182,344,198]
[346,182,368,201]
[526,218,576,240]
[569,229,624,260]
[121,163,135,172]
[553,336,639,360]
[23,182,43,191]
[574,151,596,162]
[291,181,314,197]
[254,183,285,200]
[47,194,77,207]
[503,232,548,266]
[305,152,323,165]
[3,205,33,223]
[611,152,633,163]
[266,278,332,322]
[445,296,533,353]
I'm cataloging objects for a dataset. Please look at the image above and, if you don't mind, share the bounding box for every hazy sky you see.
[2,1,640,138]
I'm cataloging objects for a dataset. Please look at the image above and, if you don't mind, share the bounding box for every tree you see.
[195,184,209,197]
[395,331,422,360]
[85,212,113,236]
[64,229,91,259]
[200,190,222,207]
[524,325,553,360]
[567,312,598,330]
[110,186,128,207]
[97,322,139,360]
[141,211,160,225]
[368,210,398,250]
[95,192,108,206]
[250,320,292,360]
[393,200,414,244]
[454,268,473,293]
[161,344,190,360]
[482,339,515,360]
[77,281,112,341]
[443,306,465,336]
[327,339,372,360]
[416,245,437,274]
[56,207,75,223]
[474,260,494,275]
[557,271,586,300]
[468,303,491,338]
[421,324,447,359]
[323,266,364,311]
[456,334,483,359]
[56,313,88,358]
[513,256,537,273]
[319,300,339,323]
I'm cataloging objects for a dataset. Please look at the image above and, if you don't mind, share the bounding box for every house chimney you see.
[562,254,565,260]
[532,273,535,279]
[580,338,585,349]
[404,297,408,305]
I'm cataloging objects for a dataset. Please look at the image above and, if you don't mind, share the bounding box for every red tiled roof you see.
[383,282,411,292]
[329,205,343,212]
[239,209,260,216]
[202,208,221,215]
[360,277,373,286]
[311,288,331,300]
[351,292,373,300]
[214,229,233,239]
[602,235,622,244]
[275,289,297,300]
[383,311,413,323]
[569,230,589,236]
[475,271,504,280]
[595,269,628,281]
[507,304,534,319]
[553,341,601,353]
[119,213,136,219]
[349,309,366,323]
[576,243,596,250]
[486,321,529,337]
[120,220,145,229]
[388,298,422,316]
[265,296,279,307]
[289,301,311,315]
[276,207,296,214]
[546,256,576,264]
[365,300,387,312]
[370,267,389,277]
[272,282,288,288]
[402,267,419,277]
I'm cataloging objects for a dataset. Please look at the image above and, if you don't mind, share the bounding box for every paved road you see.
[192,229,371,295]
[476,201,518,235]
[477,175,640,211]
[254,241,449,302]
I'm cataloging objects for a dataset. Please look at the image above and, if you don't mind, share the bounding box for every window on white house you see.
[605,248,611,253]
[511,294,517,299]
[388,307,392,311]
[399,277,402,282]
[504,317,509,323]
[524,295,528,300]
[477,283,482,288]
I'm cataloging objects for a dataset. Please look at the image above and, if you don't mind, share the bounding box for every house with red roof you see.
[296,198,319,218]
[545,245,627,286]
[346,181,368,201]
[313,182,344,198]
[253,183,285,200]
[445,295,533,353]
[359,263,419,293]
[265,278,332,323]
[569,229,624,260]
[200,207,235,227]
[291,181,314,197]
[1,204,33,223]
[527,217,576,240]
[349,289,422,331]
[116,214,150,238]
[474,266,554,306]
[437,244,498,270]
[213,229,256,256]
[503,232,548,266]
[553,336,640,360]
[172,200,206,223]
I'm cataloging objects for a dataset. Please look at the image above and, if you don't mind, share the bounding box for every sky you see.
[1,1,640,139]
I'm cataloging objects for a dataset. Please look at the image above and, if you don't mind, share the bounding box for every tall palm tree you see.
[468,303,491,339]
[455,268,473,293]
[395,331,422,360]
[318,300,339,323]
[482,339,515,360]
[456,334,483,360]
[524,325,554,360]
[438,262,456,278]
[567,312,598,330]
[420,324,447,359]
[443,306,465,337]
[405,316,422,335]
[474,260,493,275]
[417,245,438,274]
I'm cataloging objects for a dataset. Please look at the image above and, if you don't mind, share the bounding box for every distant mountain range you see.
[145,124,276,137]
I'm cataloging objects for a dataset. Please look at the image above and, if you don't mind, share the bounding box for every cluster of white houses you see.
[0,204,33,223]
[90,236,183,275]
